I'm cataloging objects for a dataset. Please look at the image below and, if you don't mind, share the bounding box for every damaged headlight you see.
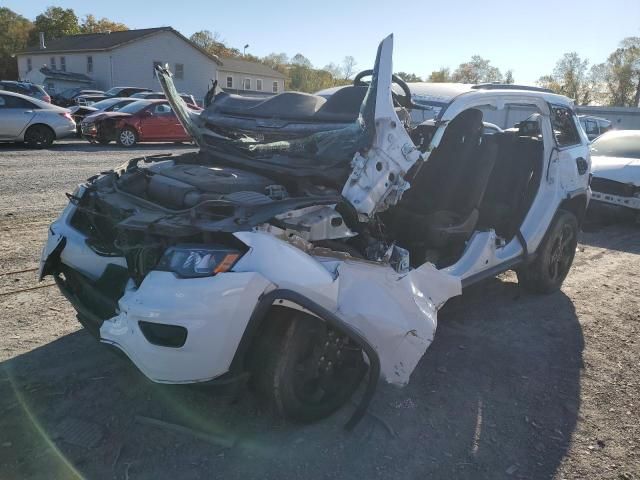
[156,244,242,278]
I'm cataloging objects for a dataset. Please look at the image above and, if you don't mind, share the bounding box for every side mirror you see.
[142,110,153,116]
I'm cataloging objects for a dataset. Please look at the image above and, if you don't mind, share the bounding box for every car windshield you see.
[117,100,153,114]
[591,132,640,159]
[104,87,122,96]
[90,98,124,110]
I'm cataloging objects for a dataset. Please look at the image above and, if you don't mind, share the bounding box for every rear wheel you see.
[251,309,366,423]
[517,209,578,294]
[116,127,137,147]
[24,124,55,149]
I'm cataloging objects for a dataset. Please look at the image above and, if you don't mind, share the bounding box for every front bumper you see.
[41,194,274,384]
[591,190,640,211]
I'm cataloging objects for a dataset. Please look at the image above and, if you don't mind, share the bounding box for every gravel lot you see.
[0,139,639,480]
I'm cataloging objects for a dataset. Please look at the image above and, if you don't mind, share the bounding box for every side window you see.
[3,95,36,109]
[153,61,163,78]
[0,95,6,108]
[551,106,581,148]
[175,63,184,79]
[153,104,173,115]
[584,119,598,136]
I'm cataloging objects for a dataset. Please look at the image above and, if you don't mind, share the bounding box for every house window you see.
[26,58,32,72]
[243,78,251,90]
[153,61,164,78]
[60,57,66,72]
[256,79,263,91]
[50,57,56,70]
[87,56,93,74]
[226,76,233,88]
[45,82,55,92]
[175,63,184,79]
[272,81,279,93]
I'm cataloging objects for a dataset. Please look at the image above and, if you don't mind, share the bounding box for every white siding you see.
[17,52,111,90]
[218,70,284,93]
[110,31,217,104]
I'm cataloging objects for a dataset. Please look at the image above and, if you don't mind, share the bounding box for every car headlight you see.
[155,244,242,278]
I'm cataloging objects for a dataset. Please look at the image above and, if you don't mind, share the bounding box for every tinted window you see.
[591,132,640,159]
[118,100,153,114]
[0,95,36,109]
[583,119,599,136]
[551,106,581,147]
[153,104,173,115]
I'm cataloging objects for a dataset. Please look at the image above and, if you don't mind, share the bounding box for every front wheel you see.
[251,309,366,423]
[24,124,55,149]
[517,209,578,294]
[116,127,137,147]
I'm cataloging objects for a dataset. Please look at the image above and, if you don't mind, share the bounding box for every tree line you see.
[1,6,638,106]
[536,38,640,107]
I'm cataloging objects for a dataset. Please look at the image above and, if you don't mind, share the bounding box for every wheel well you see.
[25,123,56,139]
[559,194,588,225]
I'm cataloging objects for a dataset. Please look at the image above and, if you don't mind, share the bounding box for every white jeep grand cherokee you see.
[40,35,591,428]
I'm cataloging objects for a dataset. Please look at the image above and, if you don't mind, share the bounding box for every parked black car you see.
[68,97,138,135]
[0,81,51,103]
[52,88,103,107]
[75,94,109,106]
[103,86,152,98]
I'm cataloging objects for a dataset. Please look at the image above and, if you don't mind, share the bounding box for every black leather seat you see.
[206,86,367,123]
[391,108,498,249]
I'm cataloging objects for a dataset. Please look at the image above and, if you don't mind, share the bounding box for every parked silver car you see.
[0,90,76,148]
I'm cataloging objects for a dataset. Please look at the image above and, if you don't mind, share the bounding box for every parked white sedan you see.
[0,90,76,148]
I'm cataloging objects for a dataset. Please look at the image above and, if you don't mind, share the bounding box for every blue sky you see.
[5,0,640,84]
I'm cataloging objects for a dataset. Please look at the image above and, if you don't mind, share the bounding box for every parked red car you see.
[80,99,200,146]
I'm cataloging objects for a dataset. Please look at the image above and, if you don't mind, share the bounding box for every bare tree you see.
[341,56,357,80]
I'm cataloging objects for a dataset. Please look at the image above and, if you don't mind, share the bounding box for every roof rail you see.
[471,83,555,94]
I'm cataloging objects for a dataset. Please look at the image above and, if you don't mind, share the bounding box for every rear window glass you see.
[591,133,640,159]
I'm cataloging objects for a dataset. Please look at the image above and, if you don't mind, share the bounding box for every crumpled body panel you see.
[233,231,461,385]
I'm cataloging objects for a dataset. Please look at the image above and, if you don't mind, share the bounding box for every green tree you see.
[504,70,515,84]
[427,68,451,82]
[291,53,312,68]
[452,55,503,84]
[602,37,640,106]
[28,7,80,45]
[0,7,33,79]
[396,72,422,82]
[189,30,240,58]
[537,52,591,104]
[79,14,127,33]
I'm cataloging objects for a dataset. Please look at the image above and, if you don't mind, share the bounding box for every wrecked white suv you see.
[40,35,591,428]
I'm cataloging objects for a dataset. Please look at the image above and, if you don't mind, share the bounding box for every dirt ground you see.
[0,140,639,480]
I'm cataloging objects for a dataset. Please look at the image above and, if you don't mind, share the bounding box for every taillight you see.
[44,95,51,103]
[59,112,73,121]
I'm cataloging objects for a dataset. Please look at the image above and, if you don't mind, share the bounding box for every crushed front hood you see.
[591,155,640,186]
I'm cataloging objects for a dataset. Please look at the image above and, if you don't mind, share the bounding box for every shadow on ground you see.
[0,277,583,480]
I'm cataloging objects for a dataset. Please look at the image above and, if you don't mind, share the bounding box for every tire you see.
[517,209,579,294]
[251,309,367,423]
[24,124,55,149]
[116,127,137,147]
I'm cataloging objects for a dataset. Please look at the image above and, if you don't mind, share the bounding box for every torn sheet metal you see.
[232,231,461,385]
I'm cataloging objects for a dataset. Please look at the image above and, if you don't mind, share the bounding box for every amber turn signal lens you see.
[213,253,240,274]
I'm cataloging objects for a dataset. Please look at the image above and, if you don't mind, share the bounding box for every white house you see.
[15,27,286,103]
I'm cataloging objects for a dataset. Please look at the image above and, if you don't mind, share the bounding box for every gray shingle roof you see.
[38,67,94,83]
[17,27,285,79]
[218,57,287,79]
